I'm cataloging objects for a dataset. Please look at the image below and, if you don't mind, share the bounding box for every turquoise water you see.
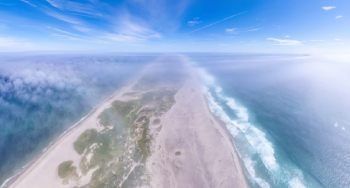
[189,54,350,188]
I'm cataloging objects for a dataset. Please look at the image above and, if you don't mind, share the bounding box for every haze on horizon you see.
[0,0,349,56]
[1,1,350,188]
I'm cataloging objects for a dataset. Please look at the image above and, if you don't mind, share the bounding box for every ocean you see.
[0,53,156,187]
[188,54,350,188]
[1,53,349,188]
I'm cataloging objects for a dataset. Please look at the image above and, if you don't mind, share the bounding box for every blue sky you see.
[0,0,349,54]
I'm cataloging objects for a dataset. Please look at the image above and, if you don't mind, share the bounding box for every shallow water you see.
[189,54,350,188]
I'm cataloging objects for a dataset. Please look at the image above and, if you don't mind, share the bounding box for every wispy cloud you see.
[285,35,290,38]
[336,15,343,19]
[310,40,324,42]
[225,28,237,34]
[267,38,302,45]
[247,28,260,32]
[20,0,37,7]
[51,34,81,40]
[322,6,336,10]
[128,0,190,31]
[103,13,161,42]
[119,16,161,39]
[47,26,81,37]
[45,0,101,17]
[72,26,91,33]
[102,34,144,42]
[43,9,82,25]
[335,38,341,41]
[47,26,105,43]
[188,11,247,34]
[187,17,201,26]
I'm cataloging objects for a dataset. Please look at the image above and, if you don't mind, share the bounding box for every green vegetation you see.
[58,160,76,178]
[59,68,186,187]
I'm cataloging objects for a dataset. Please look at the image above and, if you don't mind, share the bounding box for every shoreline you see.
[146,64,249,187]
[5,57,249,188]
[193,68,249,187]
[1,98,101,188]
[5,66,146,188]
[6,87,126,188]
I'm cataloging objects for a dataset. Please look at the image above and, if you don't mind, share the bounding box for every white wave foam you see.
[0,171,21,188]
[220,93,279,171]
[244,158,270,188]
[202,87,239,136]
[197,68,307,188]
[225,98,249,122]
[202,86,269,187]
[289,178,306,188]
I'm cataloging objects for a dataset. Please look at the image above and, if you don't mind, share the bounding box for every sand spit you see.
[8,81,138,188]
[146,67,248,188]
[8,55,248,188]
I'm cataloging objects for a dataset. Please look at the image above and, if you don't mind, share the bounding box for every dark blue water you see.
[188,54,350,188]
[0,53,156,187]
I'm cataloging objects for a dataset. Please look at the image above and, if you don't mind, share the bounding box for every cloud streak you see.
[187,17,201,26]
[104,12,161,42]
[45,0,101,17]
[20,0,37,7]
[322,6,336,10]
[43,9,82,25]
[267,38,302,45]
[188,11,247,34]
[225,28,237,34]
[336,15,343,19]
[247,28,260,32]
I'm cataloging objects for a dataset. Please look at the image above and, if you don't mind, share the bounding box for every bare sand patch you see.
[9,56,248,188]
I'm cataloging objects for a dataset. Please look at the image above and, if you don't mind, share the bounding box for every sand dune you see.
[8,56,248,188]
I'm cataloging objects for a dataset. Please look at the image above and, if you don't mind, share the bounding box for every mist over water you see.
[1,53,349,188]
[189,54,350,188]
[0,54,156,186]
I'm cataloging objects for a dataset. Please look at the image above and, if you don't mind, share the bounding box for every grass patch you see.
[58,161,76,178]
[62,75,183,187]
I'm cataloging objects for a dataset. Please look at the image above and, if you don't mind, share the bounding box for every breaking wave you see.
[197,68,309,188]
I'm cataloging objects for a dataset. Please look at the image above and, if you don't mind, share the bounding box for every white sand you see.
[9,60,248,188]
[9,81,138,188]
[146,68,248,188]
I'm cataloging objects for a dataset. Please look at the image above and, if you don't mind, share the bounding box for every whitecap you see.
[218,92,279,171]
[289,178,306,188]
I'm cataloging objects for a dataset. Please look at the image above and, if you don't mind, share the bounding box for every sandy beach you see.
[8,56,248,188]
[146,65,248,188]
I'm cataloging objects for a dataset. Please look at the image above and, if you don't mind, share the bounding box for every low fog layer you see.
[0,54,156,184]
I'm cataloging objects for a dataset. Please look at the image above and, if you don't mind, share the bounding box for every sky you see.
[0,0,349,54]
